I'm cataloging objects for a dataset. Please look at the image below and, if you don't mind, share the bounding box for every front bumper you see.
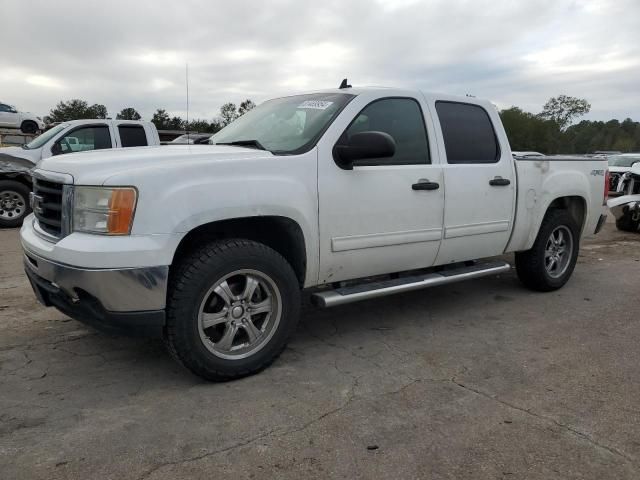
[607,195,640,220]
[23,250,168,337]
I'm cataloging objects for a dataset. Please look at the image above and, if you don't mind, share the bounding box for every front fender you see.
[124,151,320,285]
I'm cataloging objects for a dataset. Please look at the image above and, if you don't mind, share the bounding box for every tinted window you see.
[435,101,499,164]
[339,98,430,165]
[119,125,148,147]
[0,104,12,112]
[56,126,111,154]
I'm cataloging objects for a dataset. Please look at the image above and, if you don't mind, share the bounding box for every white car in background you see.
[0,102,45,134]
[607,153,640,194]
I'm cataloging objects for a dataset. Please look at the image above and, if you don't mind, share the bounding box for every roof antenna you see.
[185,63,190,133]
[339,78,351,89]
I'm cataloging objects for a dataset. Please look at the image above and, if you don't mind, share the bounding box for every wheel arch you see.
[524,195,588,251]
[507,191,589,253]
[0,171,33,188]
[547,195,587,234]
[171,216,308,287]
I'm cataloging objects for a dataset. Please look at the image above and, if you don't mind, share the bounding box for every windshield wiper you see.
[215,139,267,151]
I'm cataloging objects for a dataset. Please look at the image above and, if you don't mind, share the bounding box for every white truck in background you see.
[20,86,608,381]
[0,119,160,227]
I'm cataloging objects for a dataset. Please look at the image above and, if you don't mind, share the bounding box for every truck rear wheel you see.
[0,180,31,228]
[515,209,580,292]
[165,239,300,381]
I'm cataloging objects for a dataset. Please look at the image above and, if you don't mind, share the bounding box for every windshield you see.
[23,124,67,149]
[608,155,640,167]
[210,93,355,154]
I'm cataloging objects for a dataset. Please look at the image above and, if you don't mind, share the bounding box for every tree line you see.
[500,95,640,153]
[44,99,256,133]
[43,95,640,153]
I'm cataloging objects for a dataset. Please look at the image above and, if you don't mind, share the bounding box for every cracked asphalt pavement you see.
[1,217,639,479]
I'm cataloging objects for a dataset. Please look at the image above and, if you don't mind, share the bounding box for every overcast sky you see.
[2,0,638,122]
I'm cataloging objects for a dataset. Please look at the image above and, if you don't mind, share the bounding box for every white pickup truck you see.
[20,86,609,380]
[0,119,160,227]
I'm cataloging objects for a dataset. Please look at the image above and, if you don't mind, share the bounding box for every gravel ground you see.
[1,217,639,479]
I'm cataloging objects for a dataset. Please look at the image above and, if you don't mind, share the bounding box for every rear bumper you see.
[23,251,167,337]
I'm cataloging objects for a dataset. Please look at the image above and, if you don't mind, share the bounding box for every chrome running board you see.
[311,260,511,308]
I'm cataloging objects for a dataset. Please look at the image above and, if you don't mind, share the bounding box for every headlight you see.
[73,187,137,235]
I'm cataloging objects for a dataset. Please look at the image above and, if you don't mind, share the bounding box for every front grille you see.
[32,178,64,237]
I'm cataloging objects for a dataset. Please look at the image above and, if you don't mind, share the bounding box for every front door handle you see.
[489,177,511,186]
[412,180,440,191]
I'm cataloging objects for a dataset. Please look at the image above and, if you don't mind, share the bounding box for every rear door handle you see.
[489,177,511,186]
[412,180,440,191]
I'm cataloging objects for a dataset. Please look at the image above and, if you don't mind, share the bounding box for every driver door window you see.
[337,98,431,166]
[55,126,112,155]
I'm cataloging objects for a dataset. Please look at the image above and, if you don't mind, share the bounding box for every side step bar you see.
[311,260,511,308]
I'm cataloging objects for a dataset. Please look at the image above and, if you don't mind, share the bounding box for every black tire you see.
[165,239,301,381]
[0,180,32,228]
[20,121,38,134]
[615,215,639,232]
[515,209,580,292]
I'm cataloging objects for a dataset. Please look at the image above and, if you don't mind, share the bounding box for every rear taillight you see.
[604,169,610,205]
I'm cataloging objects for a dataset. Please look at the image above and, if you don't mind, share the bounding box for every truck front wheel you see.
[165,239,301,381]
[515,209,580,292]
[0,180,32,228]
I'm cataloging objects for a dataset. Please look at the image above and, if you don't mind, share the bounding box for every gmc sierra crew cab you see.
[20,86,609,381]
[0,119,160,227]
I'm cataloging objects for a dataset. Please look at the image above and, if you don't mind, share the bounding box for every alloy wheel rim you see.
[544,225,573,279]
[0,190,26,220]
[197,269,282,360]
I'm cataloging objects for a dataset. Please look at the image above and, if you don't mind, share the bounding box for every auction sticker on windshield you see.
[298,100,334,110]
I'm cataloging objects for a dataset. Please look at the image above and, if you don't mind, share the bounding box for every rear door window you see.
[435,101,499,164]
[118,125,148,147]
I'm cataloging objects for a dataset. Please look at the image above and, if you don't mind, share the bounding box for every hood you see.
[609,166,632,174]
[0,147,37,176]
[37,145,274,185]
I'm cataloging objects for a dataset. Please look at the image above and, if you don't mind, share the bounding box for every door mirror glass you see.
[333,131,396,170]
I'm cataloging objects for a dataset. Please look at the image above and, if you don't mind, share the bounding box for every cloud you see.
[26,75,63,89]
[0,0,638,122]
